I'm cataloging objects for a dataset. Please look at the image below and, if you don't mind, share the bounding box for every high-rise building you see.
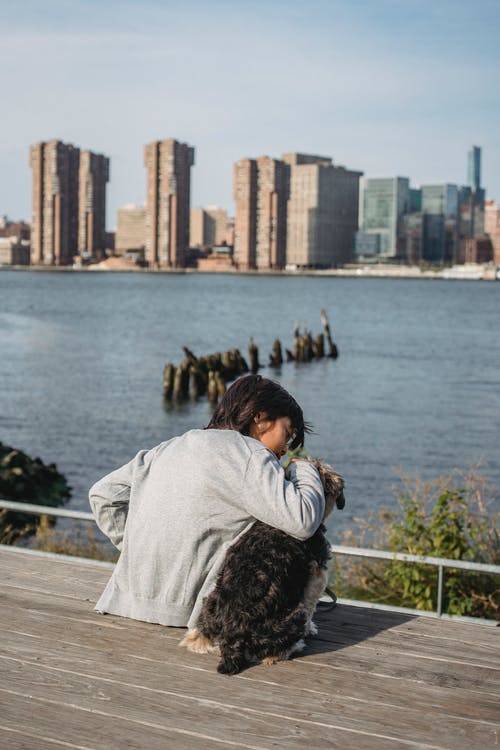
[233,159,257,269]
[255,157,288,269]
[115,205,146,255]
[30,140,80,265]
[30,140,109,265]
[78,151,110,255]
[402,213,424,265]
[233,157,288,269]
[467,145,481,191]
[190,206,228,248]
[234,151,361,269]
[421,184,459,217]
[422,214,446,263]
[409,188,422,213]
[461,146,486,243]
[485,200,500,264]
[420,184,459,263]
[190,208,204,248]
[463,237,493,264]
[284,153,361,267]
[144,139,195,268]
[357,177,410,259]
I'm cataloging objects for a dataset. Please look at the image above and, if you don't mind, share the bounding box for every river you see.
[1,270,499,542]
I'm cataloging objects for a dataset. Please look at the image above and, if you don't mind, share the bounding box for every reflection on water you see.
[0,270,499,542]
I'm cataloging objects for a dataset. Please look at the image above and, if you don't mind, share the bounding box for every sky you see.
[1,0,499,229]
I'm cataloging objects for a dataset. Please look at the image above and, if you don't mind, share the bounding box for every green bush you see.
[333,468,499,620]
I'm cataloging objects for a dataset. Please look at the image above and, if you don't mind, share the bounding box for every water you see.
[1,270,499,542]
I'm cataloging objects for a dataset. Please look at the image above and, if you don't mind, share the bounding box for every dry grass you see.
[33,516,119,562]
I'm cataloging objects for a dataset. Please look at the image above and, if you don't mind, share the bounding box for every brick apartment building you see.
[144,139,195,268]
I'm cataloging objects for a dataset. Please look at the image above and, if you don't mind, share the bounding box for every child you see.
[89,374,325,628]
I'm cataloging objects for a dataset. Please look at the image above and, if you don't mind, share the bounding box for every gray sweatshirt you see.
[89,428,325,628]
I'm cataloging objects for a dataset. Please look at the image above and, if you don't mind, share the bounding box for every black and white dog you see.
[180,461,345,674]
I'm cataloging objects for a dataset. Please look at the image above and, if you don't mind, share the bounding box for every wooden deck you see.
[1,547,499,750]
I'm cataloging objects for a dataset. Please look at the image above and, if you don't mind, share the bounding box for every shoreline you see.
[1,262,499,280]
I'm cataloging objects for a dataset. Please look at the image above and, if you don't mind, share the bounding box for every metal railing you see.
[2,498,499,624]
[0,499,94,522]
[330,544,500,624]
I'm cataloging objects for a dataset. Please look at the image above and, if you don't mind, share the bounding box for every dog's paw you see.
[179,629,219,654]
[261,655,281,665]
[261,639,306,665]
[262,647,295,665]
[305,620,318,637]
[291,638,306,653]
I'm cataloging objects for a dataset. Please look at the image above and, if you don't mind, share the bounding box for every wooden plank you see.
[3,583,499,697]
[2,582,499,701]
[1,549,112,601]
[0,724,95,750]
[1,693,277,750]
[3,547,497,648]
[0,547,111,575]
[2,598,498,727]
[309,628,500,671]
[3,548,499,658]
[314,614,500,663]
[1,618,499,749]
[2,649,494,750]
[1,550,499,750]
[1,661,441,750]
[317,604,500,647]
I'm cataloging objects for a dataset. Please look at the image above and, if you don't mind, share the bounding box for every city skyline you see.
[1,0,499,226]
[21,139,492,268]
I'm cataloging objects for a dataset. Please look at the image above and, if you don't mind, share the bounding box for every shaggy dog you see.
[179,461,345,675]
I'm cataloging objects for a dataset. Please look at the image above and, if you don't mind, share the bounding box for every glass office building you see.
[467,146,481,190]
[421,184,459,217]
[358,177,409,258]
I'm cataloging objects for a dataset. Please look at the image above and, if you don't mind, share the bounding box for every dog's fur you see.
[179,461,345,675]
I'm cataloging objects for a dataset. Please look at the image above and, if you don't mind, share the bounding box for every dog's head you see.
[314,460,345,518]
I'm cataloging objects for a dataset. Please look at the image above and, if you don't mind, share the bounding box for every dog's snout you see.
[335,492,346,510]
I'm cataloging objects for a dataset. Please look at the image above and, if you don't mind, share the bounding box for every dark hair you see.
[206,374,310,450]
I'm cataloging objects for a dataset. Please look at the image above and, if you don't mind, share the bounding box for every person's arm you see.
[89,448,153,550]
[238,449,325,540]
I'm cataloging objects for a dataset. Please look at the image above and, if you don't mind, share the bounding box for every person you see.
[89,374,325,629]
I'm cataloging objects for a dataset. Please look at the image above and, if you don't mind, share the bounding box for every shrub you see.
[332,467,499,620]
[0,442,70,543]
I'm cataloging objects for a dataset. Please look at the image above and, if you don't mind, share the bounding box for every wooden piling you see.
[321,308,338,358]
[162,363,175,400]
[164,309,339,404]
[294,334,304,362]
[232,348,249,374]
[313,333,325,358]
[189,364,208,400]
[214,370,226,398]
[248,338,261,373]
[269,339,283,367]
[207,370,218,403]
[173,360,190,401]
[303,331,314,361]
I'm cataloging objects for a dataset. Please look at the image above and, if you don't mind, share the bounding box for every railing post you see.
[437,565,444,617]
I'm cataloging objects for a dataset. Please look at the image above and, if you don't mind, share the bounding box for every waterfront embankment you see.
[1,260,499,280]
